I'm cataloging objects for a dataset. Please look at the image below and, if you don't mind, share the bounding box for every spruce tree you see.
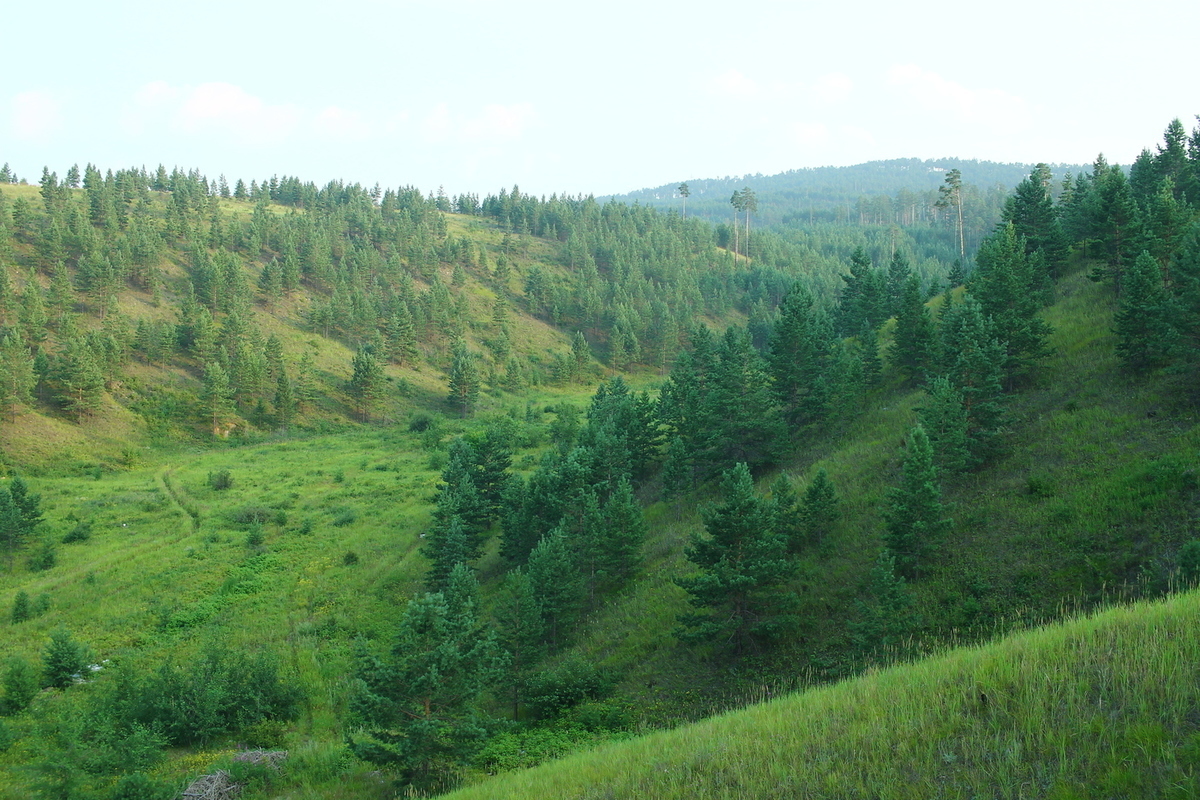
[1115,250,1173,371]
[769,285,835,430]
[526,527,582,652]
[889,274,934,384]
[799,468,838,548]
[349,565,506,788]
[850,549,919,657]
[447,342,480,417]
[0,332,35,422]
[349,347,385,423]
[919,376,971,476]
[201,360,235,434]
[676,462,796,656]
[883,425,951,581]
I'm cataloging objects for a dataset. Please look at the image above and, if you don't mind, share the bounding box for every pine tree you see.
[201,360,235,434]
[883,425,951,580]
[494,568,545,720]
[349,565,506,788]
[1115,250,1173,372]
[705,326,781,472]
[447,342,480,417]
[885,250,913,318]
[937,297,1007,467]
[348,347,385,423]
[769,285,835,430]
[526,527,582,652]
[0,332,35,422]
[675,462,796,656]
[850,549,919,657]
[799,468,838,548]
[597,477,646,584]
[422,515,473,593]
[889,274,934,384]
[919,376,971,476]
[42,628,91,689]
[56,337,105,422]
[1002,164,1069,280]
[10,589,31,623]
[971,223,1053,383]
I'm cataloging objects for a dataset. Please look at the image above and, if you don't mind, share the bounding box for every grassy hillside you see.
[3,147,1200,798]
[444,588,1200,800]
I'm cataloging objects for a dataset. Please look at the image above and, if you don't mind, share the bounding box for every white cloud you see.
[711,70,761,97]
[887,64,1030,130]
[791,122,830,146]
[462,103,535,141]
[10,91,63,140]
[422,103,454,143]
[173,82,301,144]
[314,106,373,142]
[840,125,875,143]
[422,102,536,144]
[120,81,303,144]
[814,73,853,104]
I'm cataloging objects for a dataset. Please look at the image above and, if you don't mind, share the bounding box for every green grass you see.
[443,589,1200,800]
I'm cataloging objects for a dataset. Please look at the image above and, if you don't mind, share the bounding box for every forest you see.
[0,116,1199,799]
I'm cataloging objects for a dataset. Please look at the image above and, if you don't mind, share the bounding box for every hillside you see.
[444,588,1200,800]
[1,116,1200,799]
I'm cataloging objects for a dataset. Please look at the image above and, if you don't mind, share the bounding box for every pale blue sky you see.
[3,0,1197,197]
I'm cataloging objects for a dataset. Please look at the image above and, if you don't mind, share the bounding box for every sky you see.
[3,0,1198,199]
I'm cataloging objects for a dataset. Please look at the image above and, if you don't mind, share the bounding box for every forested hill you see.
[1,117,1200,800]
[609,157,1090,224]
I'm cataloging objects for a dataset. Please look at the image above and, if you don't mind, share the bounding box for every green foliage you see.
[676,462,796,656]
[1,657,40,714]
[208,468,234,490]
[1178,540,1200,587]
[99,646,300,745]
[61,518,93,543]
[883,425,951,581]
[523,658,610,720]
[27,540,56,571]
[349,564,507,790]
[1115,250,1173,371]
[851,549,920,656]
[10,589,31,623]
[447,342,481,417]
[42,628,92,689]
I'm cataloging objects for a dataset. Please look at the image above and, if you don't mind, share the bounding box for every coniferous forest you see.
[1,117,1200,798]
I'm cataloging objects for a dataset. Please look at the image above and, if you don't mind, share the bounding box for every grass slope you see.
[444,589,1200,800]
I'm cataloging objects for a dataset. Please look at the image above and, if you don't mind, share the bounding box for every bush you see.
[342,551,359,566]
[111,772,173,800]
[208,470,234,491]
[230,506,274,527]
[62,519,93,543]
[97,647,301,746]
[27,542,56,572]
[524,658,610,719]
[1,657,40,714]
[42,628,92,689]
[408,412,436,433]
[331,508,357,527]
[1179,540,1200,586]
[10,591,30,623]
[245,525,265,549]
